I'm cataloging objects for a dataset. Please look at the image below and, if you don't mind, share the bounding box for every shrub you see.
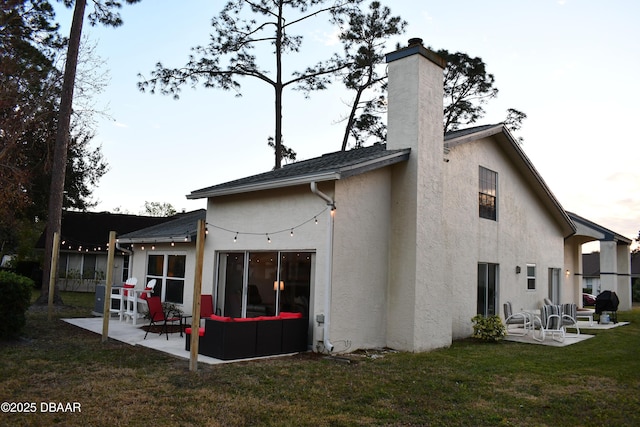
[0,271,34,340]
[471,314,506,342]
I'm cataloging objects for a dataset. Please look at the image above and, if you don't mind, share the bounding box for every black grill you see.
[595,291,619,323]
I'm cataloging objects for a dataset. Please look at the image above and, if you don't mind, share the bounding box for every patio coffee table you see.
[576,311,594,326]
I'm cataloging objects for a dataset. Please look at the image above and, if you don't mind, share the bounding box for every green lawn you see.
[1,291,639,426]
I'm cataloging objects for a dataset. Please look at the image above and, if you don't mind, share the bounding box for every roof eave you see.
[186,149,410,200]
[187,171,341,199]
[444,124,504,148]
[117,236,194,244]
[567,212,633,244]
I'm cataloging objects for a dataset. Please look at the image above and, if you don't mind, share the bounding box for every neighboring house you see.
[119,39,632,354]
[582,252,601,294]
[36,211,173,292]
[580,250,638,296]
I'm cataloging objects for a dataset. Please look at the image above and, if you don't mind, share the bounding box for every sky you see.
[53,0,640,247]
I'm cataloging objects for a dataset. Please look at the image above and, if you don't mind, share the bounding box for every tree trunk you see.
[39,0,86,304]
[341,85,366,151]
[273,0,284,170]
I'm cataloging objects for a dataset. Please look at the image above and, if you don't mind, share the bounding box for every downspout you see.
[310,182,336,352]
[115,241,132,255]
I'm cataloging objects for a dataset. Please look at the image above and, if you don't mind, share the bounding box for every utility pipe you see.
[310,182,335,352]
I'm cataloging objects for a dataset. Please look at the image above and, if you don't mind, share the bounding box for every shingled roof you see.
[187,144,411,199]
[118,209,206,243]
[186,125,512,201]
[35,211,174,252]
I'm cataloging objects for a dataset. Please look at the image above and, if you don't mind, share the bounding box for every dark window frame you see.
[479,166,498,221]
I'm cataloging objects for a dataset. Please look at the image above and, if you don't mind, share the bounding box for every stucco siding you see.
[386,47,450,352]
[444,137,566,338]
[204,185,333,345]
[330,168,391,351]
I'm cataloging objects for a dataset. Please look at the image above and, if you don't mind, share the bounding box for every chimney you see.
[385,38,446,152]
[385,39,451,352]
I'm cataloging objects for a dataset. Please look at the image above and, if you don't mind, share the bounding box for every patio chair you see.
[561,303,580,335]
[503,301,530,336]
[533,304,572,343]
[138,279,156,301]
[144,296,181,340]
[109,277,136,320]
[200,294,214,319]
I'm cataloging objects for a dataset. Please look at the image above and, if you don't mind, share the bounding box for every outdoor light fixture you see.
[515,266,521,274]
[565,269,570,277]
[273,281,284,291]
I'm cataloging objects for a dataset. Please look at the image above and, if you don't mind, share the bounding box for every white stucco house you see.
[117,39,632,354]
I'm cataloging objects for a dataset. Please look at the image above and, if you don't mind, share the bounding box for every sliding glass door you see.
[477,263,499,316]
[216,251,312,319]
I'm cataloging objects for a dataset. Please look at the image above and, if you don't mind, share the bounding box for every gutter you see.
[310,182,336,353]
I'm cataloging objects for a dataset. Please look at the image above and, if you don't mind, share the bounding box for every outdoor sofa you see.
[185,312,308,360]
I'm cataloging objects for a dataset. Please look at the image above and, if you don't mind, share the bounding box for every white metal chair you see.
[533,304,578,343]
[503,301,530,336]
[561,303,580,335]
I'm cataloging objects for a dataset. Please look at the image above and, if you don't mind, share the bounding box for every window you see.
[58,254,68,278]
[58,254,97,280]
[81,254,97,280]
[477,263,499,316]
[146,254,186,304]
[548,268,560,303]
[527,264,536,290]
[215,251,312,319]
[121,255,130,283]
[479,166,497,220]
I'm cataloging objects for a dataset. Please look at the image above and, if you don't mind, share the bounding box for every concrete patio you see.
[503,319,630,347]
[63,316,299,365]
[65,315,630,357]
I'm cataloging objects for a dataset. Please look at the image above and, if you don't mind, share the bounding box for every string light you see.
[206,207,329,244]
